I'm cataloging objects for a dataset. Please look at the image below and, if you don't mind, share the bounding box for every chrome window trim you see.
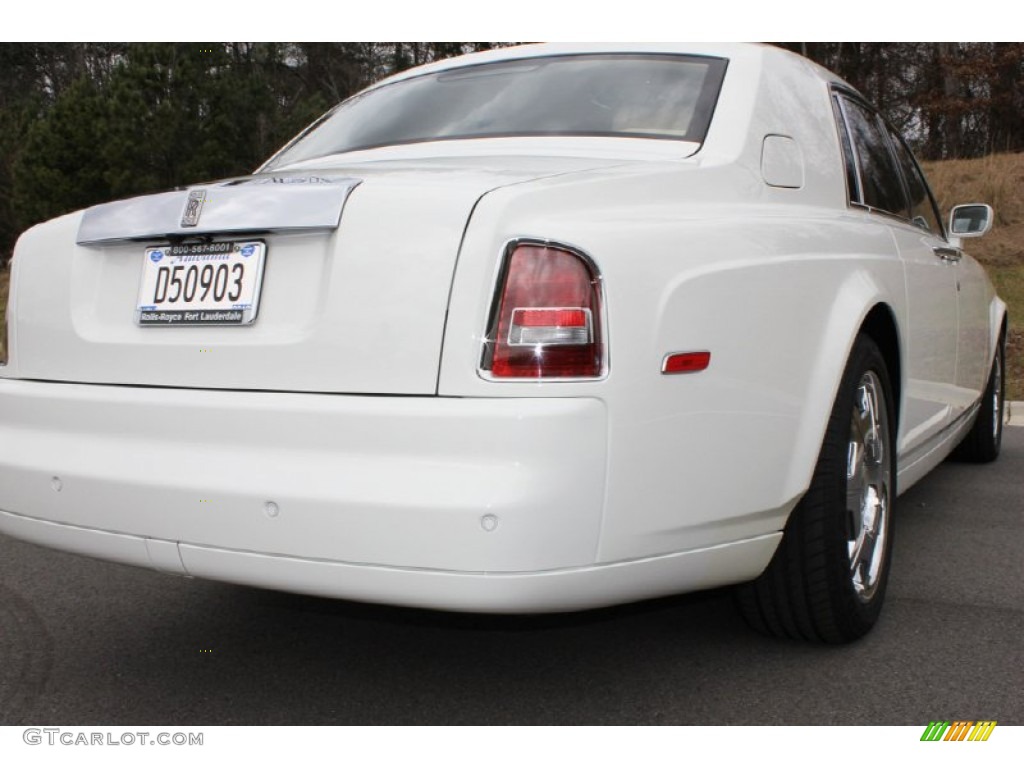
[886,128,948,241]
[832,87,949,241]
[831,89,864,205]
[835,94,908,220]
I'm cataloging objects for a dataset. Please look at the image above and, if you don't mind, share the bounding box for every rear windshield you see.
[265,53,728,168]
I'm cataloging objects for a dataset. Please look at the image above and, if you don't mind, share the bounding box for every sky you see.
[5,0,1014,44]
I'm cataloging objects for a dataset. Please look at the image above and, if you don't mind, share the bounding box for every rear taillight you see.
[482,242,605,379]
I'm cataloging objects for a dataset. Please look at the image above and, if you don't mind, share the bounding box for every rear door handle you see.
[933,246,962,263]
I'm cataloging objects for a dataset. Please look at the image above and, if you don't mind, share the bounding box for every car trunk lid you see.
[11,156,618,394]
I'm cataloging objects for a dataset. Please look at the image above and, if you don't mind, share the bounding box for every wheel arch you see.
[994,299,1008,353]
[783,277,903,509]
[859,303,902,433]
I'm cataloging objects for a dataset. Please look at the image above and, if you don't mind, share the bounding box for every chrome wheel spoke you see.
[845,371,891,603]
[993,353,1003,439]
[850,530,874,585]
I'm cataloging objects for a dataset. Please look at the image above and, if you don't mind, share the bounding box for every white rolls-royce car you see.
[0,43,1006,643]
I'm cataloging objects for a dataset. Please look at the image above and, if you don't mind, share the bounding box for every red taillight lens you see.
[483,244,604,379]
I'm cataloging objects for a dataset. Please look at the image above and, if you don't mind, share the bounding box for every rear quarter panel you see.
[439,164,907,563]
[440,50,914,564]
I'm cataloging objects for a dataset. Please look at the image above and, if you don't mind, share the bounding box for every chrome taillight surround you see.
[479,238,608,381]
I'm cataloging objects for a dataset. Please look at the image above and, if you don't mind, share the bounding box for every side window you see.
[838,97,909,219]
[887,130,945,237]
[831,95,861,205]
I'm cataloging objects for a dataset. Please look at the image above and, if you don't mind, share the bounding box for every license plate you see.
[136,241,266,326]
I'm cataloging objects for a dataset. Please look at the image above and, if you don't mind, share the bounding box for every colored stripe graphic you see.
[920,720,996,741]
[968,722,997,741]
[944,721,971,741]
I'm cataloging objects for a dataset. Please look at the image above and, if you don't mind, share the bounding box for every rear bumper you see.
[0,379,779,611]
[0,509,780,612]
[0,379,609,572]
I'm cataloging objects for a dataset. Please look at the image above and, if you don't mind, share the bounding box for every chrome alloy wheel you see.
[992,352,1003,440]
[846,371,891,603]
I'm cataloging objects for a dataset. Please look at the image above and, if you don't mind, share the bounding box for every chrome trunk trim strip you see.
[77,175,361,245]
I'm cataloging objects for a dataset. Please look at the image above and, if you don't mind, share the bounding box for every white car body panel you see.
[0,380,609,572]
[10,158,623,395]
[0,42,1005,613]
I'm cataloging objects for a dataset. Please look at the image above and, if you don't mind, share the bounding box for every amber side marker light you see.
[662,351,711,374]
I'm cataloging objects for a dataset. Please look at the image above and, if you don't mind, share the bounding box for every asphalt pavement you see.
[1,428,1021,725]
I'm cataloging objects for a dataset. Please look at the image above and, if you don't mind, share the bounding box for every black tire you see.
[736,335,897,643]
[951,339,1005,463]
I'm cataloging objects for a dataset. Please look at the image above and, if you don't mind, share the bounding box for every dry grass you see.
[923,153,1024,267]
[923,152,1024,398]
[987,265,1024,400]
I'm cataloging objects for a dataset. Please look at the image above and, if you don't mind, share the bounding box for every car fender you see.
[990,296,1008,353]
[609,249,907,562]
[782,270,903,502]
